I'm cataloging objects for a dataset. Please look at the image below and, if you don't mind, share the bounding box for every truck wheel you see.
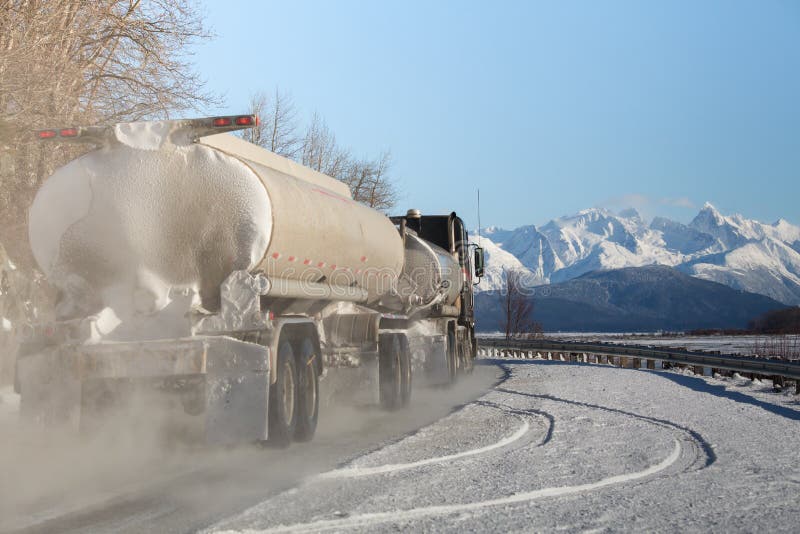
[379,334,401,410]
[447,329,458,383]
[399,335,412,407]
[268,340,298,447]
[294,337,319,442]
[456,340,465,376]
[468,328,477,373]
[462,338,475,374]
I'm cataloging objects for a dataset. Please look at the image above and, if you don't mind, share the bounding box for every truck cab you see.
[391,210,485,366]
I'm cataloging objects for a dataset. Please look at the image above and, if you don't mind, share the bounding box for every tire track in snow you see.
[210,362,708,533]
[220,440,683,533]
[248,379,708,532]
[498,388,716,469]
[315,402,546,480]
[473,399,556,446]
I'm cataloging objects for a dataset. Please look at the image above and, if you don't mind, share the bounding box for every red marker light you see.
[37,130,57,139]
[60,128,78,137]
[212,117,232,127]
[234,116,255,126]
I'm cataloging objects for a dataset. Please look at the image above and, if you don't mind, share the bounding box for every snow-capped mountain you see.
[475,203,800,305]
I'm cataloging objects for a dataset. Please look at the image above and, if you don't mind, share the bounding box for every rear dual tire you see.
[268,335,319,447]
[447,328,458,383]
[268,340,297,448]
[294,338,319,442]
[379,333,411,410]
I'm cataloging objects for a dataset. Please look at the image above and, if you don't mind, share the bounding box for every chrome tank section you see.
[395,233,462,314]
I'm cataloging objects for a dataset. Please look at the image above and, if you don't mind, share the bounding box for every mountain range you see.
[476,203,800,305]
[475,265,785,332]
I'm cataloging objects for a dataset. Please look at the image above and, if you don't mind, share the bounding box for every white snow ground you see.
[208,359,800,533]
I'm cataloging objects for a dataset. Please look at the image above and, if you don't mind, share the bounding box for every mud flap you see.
[204,338,271,445]
[423,335,450,385]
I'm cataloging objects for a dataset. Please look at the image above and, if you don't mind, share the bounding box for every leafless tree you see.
[300,112,350,178]
[299,112,398,210]
[500,267,541,340]
[341,151,397,210]
[239,88,302,158]
[0,0,216,267]
[0,0,214,126]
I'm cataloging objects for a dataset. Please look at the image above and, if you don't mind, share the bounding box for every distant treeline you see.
[687,306,800,335]
[748,307,800,334]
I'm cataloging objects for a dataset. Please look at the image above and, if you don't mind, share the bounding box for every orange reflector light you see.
[37,130,57,139]
[60,128,78,137]
[212,117,232,127]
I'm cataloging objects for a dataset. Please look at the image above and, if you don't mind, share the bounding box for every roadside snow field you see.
[209,359,800,533]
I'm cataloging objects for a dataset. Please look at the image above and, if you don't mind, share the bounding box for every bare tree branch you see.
[500,267,542,340]
[0,0,217,267]
[239,89,301,158]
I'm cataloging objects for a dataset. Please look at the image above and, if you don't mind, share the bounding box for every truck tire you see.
[399,335,412,407]
[268,340,298,447]
[468,328,477,374]
[379,334,402,410]
[294,337,319,442]
[456,340,465,376]
[447,328,458,383]
[462,338,475,374]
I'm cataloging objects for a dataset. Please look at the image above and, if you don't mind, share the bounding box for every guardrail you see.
[477,337,800,393]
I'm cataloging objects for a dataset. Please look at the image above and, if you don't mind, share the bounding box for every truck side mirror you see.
[474,247,485,278]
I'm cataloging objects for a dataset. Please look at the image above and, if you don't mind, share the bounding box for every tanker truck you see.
[14,115,486,446]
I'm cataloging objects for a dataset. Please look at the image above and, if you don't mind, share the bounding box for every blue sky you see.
[194,1,799,231]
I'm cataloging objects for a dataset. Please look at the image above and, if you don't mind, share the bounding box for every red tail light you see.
[212,117,232,127]
[59,128,78,137]
[37,130,57,139]
[235,116,256,126]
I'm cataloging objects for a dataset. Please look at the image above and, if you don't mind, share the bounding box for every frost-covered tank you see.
[29,120,404,320]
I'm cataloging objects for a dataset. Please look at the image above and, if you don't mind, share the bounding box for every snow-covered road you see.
[0,367,499,533]
[210,360,800,533]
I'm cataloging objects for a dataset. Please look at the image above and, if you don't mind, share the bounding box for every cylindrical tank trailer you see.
[29,120,409,320]
[18,115,483,445]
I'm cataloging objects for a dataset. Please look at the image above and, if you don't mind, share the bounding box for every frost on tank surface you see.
[28,120,272,324]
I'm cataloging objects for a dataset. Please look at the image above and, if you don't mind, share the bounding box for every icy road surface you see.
[209,360,800,533]
[0,367,498,533]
